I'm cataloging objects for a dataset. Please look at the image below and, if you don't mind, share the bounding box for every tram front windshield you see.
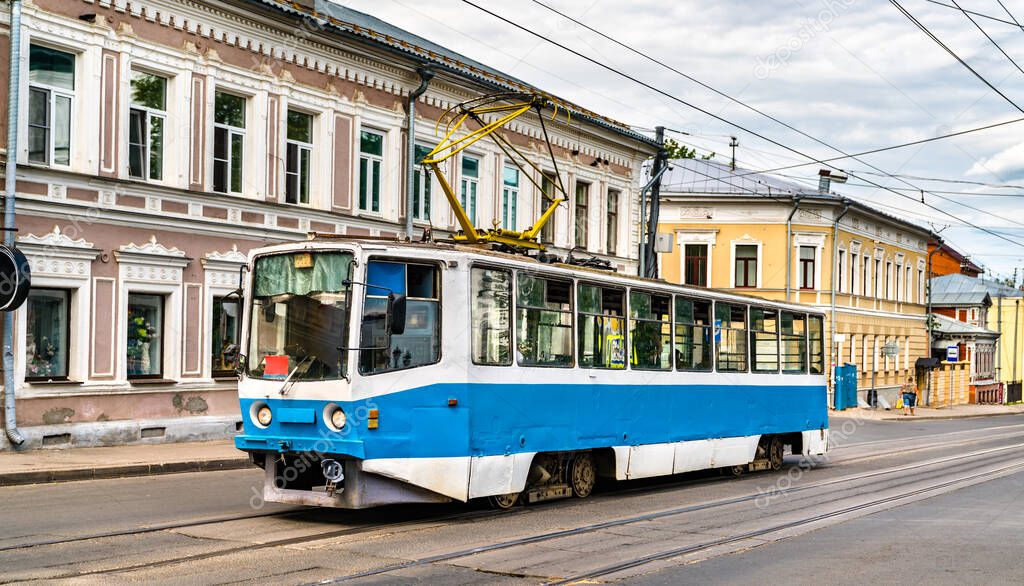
[247,251,352,381]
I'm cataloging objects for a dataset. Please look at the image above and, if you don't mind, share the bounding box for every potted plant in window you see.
[127,313,157,375]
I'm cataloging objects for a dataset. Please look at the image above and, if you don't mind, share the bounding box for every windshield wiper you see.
[279,355,316,396]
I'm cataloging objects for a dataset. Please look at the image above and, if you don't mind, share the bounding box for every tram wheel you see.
[768,437,784,471]
[729,465,746,477]
[488,492,521,509]
[569,453,596,498]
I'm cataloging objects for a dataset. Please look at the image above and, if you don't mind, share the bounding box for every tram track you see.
[6,433,1021,582]
[550,458,1024,585]
[315,451,1024,584]
[4,419,1016,556]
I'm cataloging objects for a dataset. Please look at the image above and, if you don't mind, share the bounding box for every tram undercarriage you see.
[252,433,804,510]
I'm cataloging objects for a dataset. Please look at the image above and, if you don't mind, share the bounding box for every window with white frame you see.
[799,246,816,290]
[575,181,590,248]
[735,244,758,288]
[127,293,164,379]
[25,288,71,381]
[285,110,313,205]
[905,266,913,302]
[501,164,518,230]
[28,44,75,166]
[606,189,620,254]
[460,154,479,224]
[863,255,870,296]
[837,249,845,293]
[413,144,433,221]
[359,129,383,212]
[885,260,893,299]
[211,296,239,377]
[684,244,709,287]
[213,91,246,194]
[851,253,859,295]
[128,71,166,181]
[540,172,557,244]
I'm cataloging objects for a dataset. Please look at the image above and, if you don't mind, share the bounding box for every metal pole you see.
[785,198,801,302]
[829,201,850,407]
[641,126,666,279]
[924,239,942,407]
[1014,299,1019,385]
[3,0,24,446]
[404,67,433,240]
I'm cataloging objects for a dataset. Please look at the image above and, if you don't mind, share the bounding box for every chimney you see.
[818,169,848,193]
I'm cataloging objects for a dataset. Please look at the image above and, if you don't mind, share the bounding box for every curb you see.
[881,411,1024,422]
[0,457,252,487]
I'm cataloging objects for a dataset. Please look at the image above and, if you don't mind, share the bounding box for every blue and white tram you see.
[235,239,828,509]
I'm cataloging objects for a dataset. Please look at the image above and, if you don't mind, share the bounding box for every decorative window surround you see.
[793,232,826,291]
[15,226,101,392]
[676,230,717,287]
[114,236,189,383]
[202,245,246,380]
[730,234,763,289]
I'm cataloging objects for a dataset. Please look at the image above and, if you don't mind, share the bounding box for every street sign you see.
[946,345,959,362]
[714,319,722,344]
[882,342,899,358]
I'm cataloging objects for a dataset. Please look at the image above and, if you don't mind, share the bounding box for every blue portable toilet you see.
[833,364,858,410]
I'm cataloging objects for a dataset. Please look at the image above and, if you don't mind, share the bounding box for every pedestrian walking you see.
[901,376,917,416]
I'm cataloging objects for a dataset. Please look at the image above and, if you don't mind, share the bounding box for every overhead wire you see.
[512,0,1024,246]
[948,0,1024,78]
[466,0,1024,247]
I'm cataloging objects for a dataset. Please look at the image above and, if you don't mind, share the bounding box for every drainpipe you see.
[785,197,802,302]
[404,66,433,240]
[830,200,851,406]
[3,0,24,446]
[925,238,943,407]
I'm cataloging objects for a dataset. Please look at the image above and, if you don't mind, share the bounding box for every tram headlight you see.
[255,405,273,427]
[324,404,346,431]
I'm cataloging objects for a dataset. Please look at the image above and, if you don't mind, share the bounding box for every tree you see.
[662,138,715,161]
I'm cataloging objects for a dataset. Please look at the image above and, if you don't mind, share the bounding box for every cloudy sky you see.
[340,0,1024,278]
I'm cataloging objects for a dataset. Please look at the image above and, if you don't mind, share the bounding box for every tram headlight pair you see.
[324,404,346,431]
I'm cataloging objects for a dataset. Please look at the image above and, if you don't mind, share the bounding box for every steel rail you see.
[312,443,1024,584]
[552,459,1024,584]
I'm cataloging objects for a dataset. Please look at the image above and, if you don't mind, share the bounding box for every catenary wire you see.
[507,0,1024,246]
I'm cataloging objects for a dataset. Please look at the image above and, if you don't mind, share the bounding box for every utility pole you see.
[641,126,666,279]
[729,136,739,171]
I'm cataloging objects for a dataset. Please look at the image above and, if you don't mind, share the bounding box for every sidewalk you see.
[0,440,251,487]
[833,403,1024,422]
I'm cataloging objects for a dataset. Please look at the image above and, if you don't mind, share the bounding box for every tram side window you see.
[715,303,748,372]
[751,308,780,373]
[675,297,712,371]
[471,267,512,366]
[517,273,573,367]
[577,283,626,369]
[781,312,807,373]
[809,315,825,374]
[630,290,672,370]
[359,261,441,375]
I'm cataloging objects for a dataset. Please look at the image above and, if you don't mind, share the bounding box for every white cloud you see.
[966,142,1024,179]
[332,0,1024,277]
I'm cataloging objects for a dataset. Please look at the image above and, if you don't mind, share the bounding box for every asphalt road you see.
[0,414,1022,584]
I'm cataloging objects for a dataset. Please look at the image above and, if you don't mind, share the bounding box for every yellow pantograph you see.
[421,93,569,250]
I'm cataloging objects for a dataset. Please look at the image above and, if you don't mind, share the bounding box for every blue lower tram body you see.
[236,382,827,470]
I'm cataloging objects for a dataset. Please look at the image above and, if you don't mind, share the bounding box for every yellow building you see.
[656,160,932,406]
